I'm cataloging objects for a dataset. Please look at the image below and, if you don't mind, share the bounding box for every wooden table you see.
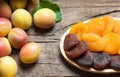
[11,0,120,76]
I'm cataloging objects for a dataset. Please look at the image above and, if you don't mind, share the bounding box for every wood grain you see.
[52,0,120,7]
[10,0,120,76]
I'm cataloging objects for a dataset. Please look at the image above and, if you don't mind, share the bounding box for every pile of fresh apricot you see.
[70,15,120,55]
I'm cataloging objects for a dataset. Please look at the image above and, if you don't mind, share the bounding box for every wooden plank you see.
[52,0,120,7]
[16,64,81,76]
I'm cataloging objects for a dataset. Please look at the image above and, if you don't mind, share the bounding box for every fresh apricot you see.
[34,8,56,29]
[70,22,87,41]
[0,18,12,37]
[0,37,11,57]
[0,0,12,18]
[11,9,32,30]
[87,18,105,36]
[102,32,120,55]
[9,0,27,10]
[0,56,17,77]
[8,28,28,49]
[19,42,40,64]
[82,33,104,52]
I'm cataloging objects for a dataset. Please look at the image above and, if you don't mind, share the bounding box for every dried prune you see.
[66,41,88,59]
[110,55,120,70]
[93,52,111,70]
[64,34,78,51]
[75,50,98,66]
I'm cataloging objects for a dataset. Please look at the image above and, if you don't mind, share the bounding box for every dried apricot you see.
[69,16,120,55]
[102,32,120,55]
[70,22,87,41]
[112,20,120,35]
[82,33,105,52]
[87,18,105,36]
[102,15,114,35]
[117,48,120,55]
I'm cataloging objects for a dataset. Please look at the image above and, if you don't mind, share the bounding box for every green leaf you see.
[32,5,41,16]
[32,0,62,22]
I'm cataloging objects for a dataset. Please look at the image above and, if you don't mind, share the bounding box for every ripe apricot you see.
[70,22,87,41]
[82,33,104,52]
[34,8,56,29]
[102,15,114,35]
[87,18,105,36]
[102,32,120,55]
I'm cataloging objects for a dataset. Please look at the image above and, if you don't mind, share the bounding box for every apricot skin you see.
[0,0,12,18]
[8,28,28,49]
[19,42,40,64]
[0,18,12,37]
[11,9,32,30]
[9,0,27,10]
[34,8,56,29]
[0,37,11,57]
[0,56,17,77]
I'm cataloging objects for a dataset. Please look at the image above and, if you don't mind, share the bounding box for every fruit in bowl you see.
[64,15,120,70]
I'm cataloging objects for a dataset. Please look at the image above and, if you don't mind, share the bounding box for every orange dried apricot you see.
[87,18,105,36]
[112,20,120,35]
[82,33,105,52]
[70,22,87,41]
[102,32,120,55]
[118,49,120,55]
[76,33,83,41]
[102,15,114,35]
[69,16,120,55]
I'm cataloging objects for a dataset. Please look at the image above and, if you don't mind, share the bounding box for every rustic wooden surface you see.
[11,0,120,77]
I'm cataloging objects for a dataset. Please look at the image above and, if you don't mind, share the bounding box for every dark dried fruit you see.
[93,52,111,70]
[64,34,78,51]
[75,50,98,66]
[110,55,120,70]
[66,41,88,59]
